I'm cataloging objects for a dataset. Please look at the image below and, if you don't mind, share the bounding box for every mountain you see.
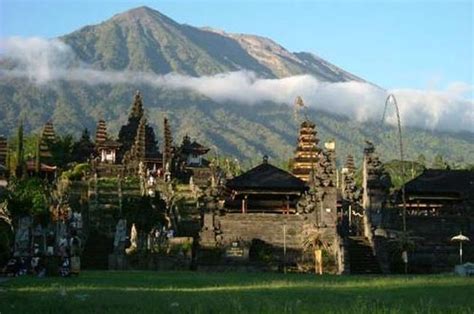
[60,6,362,81]
[0,6,472,167]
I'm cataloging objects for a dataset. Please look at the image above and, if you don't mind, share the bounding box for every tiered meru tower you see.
[95,119,108,146]
[163,117,173,169]
[39,122,56,160]
[0,136,7,166]
[292,120,321,182]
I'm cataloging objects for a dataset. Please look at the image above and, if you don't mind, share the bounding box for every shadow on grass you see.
[0,272,472,314]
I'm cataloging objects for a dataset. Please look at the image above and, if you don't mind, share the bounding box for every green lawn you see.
[0,271,472,313]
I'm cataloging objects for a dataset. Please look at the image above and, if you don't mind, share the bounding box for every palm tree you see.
[302,228,328,274]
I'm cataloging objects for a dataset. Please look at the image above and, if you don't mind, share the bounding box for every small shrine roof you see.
[403,169,474,199]
[181,140,210,155]
[226,159,306,192]
[25,160,57,172]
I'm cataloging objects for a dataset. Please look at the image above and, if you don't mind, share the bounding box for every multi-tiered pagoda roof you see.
[292,119,321,182]
[39,121,56,160]
[0,136,7,167]
[180,135,210,156]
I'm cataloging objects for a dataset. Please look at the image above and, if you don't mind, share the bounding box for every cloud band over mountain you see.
[1,37,473,132]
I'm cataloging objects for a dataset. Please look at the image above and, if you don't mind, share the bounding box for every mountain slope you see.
[0,6,472,167]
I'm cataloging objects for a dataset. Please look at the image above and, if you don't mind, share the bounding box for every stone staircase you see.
[348,236,381,274]
[83,178,141,269]
[81,231,114,269]
[89,184,120,234]
[173,184,201,237]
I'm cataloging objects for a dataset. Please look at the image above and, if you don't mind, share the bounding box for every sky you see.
[0,0,472,93]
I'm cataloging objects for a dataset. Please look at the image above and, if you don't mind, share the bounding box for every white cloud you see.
[0,37,75,83]
[1,37,473,132]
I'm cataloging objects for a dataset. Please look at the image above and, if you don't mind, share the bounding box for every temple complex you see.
[1,93,472,276]
[89,92,162,176]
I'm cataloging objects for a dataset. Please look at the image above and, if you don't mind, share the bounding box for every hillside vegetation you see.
[0,6,472,166]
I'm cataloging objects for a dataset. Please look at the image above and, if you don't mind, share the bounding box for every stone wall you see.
[108,253,192,271]
[199,212,341,272]
[216,213,307,248]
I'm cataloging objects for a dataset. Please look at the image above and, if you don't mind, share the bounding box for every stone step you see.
[348,236,381,274]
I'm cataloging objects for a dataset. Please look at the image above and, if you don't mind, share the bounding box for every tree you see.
[122,195,165,238]
[432,154,448,169]
[7,177,50,225]
[72,128,95,163]
[50,135,74,168]
[34,136,41,173]
[15,123,25,178]
[383,160,424,189]
[416,154,426,167]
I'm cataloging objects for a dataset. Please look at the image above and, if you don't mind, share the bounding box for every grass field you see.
[0,271,473,313]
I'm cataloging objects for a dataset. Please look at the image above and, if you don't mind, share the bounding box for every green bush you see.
[62,163,91,180]
[8,178,49,221]
[0,221,13,266]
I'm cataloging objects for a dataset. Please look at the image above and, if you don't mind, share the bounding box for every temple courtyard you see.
[0,272,472,313]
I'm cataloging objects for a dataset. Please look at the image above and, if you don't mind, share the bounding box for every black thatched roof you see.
[403,169,474,199]
[181,140,210,155]
[226,161,306,192]
[97,139,121,148]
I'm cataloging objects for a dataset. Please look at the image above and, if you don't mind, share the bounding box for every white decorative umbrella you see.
[451,232,470,264]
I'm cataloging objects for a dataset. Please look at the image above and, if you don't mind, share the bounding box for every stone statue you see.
[210,175,216,189]
[56,222,67,247]
[70,212,83,230]
[31,224,45,254]
[126,223,138,255]
[138,161,145,177]
[70,234,82,257]
[14,216,32,257]
[32,224,43,237]
[364,140,375,154]
[296,192,316,214]
[58,236,69,257]
[113,219,127,254]
[0,202,12,235]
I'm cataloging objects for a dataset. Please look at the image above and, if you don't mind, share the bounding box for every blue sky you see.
[0,0,472,92]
